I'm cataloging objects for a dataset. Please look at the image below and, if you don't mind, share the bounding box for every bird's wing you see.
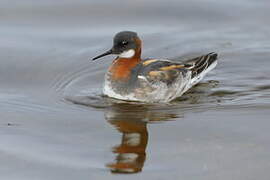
[181,52,218,78]
[139,52,218,85]
[139,59,190,85]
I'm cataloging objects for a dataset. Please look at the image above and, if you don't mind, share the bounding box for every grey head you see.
[92,31,140,60]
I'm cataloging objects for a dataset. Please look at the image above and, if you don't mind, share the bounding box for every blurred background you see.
[0,0,270,179]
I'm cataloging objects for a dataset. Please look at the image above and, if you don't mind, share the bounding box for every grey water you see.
[0,0,270,179]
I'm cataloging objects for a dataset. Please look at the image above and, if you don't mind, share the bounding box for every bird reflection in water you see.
[66,80,219,173]
[105,103,177,174]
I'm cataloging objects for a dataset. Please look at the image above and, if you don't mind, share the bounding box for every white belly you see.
[103,72,193,103]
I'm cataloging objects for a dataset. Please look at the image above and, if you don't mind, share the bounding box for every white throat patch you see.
[119,49,135,58]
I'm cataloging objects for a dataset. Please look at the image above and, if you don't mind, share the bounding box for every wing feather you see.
[139,52,217,85]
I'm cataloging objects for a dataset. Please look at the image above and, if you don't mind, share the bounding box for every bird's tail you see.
[186,52,218,85]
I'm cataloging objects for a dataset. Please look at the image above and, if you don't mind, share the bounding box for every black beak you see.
[92,49,113,61]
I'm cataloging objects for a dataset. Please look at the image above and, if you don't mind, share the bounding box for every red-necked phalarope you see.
[92,31,218,103]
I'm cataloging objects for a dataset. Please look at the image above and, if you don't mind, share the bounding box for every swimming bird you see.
[92,31,218,103]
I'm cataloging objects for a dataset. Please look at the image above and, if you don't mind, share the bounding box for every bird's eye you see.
[121,41,128,46]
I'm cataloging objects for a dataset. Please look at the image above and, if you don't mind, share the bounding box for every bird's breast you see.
[108,57,141,81]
